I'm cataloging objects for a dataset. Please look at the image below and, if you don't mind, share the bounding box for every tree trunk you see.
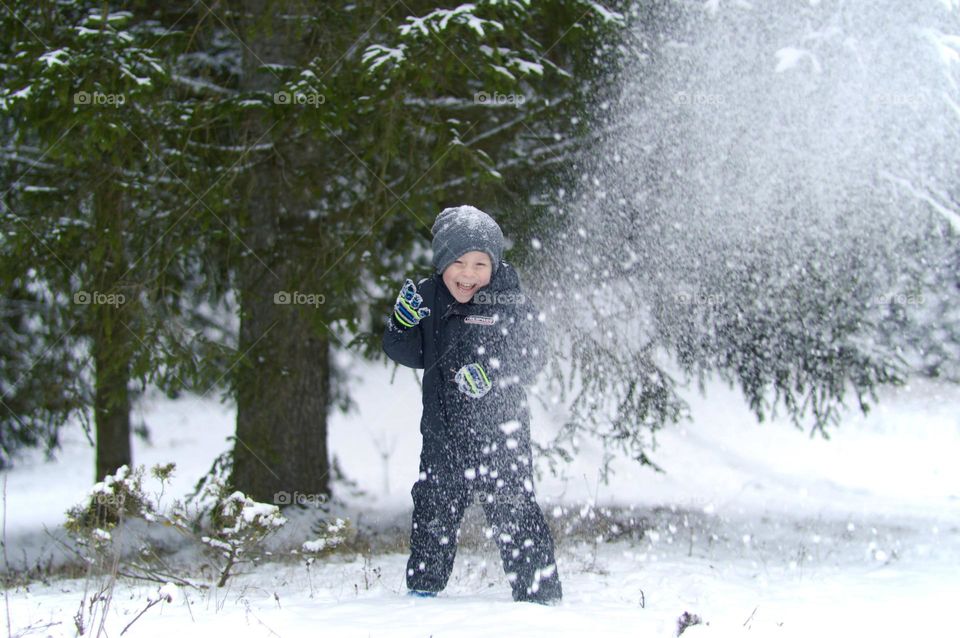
[233,257,331,502]
[231,0,331,503]
[93,327,132,481]
[92,181,133,481]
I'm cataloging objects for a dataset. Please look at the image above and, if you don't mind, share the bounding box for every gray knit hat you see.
[431,205,504,275]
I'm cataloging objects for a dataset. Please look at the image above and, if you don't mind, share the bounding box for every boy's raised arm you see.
[382,278,428,369]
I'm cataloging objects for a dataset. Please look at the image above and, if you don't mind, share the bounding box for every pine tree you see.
[1,2,235,477]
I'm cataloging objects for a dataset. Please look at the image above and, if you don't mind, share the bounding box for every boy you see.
[382,205,562,604]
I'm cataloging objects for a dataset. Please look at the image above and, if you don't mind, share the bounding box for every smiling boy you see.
[383,205,562,604]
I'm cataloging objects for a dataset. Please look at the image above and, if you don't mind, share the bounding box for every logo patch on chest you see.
[464,314,498,326]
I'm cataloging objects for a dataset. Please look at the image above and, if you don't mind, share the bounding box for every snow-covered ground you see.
[3,360,959,637]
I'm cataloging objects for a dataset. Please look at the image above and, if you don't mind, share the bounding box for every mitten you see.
[454,362,492,399]
[394,278,431,328]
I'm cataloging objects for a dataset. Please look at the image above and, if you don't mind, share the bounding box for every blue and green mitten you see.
[394,278,431,328]
[455,362,492,399]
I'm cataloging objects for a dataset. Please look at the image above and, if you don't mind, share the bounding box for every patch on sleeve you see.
[464,314,498,326]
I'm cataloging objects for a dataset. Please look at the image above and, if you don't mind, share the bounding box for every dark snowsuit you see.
[382,262,562,602]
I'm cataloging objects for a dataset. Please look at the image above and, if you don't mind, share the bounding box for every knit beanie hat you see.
[431,205,504,275]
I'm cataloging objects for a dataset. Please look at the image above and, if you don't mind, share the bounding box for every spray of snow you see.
[532,0,959,359]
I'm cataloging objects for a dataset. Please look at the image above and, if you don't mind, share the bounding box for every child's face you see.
[442,251,492,303]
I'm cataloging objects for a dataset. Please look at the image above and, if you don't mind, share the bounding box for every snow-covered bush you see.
[63,463,353,590]
[65,464,163,554]
[297,518,352,596]
[64,464,178,637]
[300,517,350,556]
[198,478,288,587]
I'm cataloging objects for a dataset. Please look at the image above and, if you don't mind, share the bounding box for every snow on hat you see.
[431,205,504,275]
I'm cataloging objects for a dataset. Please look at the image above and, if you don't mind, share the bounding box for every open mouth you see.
[456,282,477,293]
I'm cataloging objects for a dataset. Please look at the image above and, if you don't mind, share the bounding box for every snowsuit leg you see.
[468,420,562,603]
[406,453,471,593]
[470,462,561,602]
[480,490,561,602]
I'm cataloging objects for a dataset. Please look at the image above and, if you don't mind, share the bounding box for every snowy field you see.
[3,360,959,637]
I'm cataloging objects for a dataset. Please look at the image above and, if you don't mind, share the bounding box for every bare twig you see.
[45,520,206,592]
[94,510,125,638]
[120,597,163,636]
[12,620,64,636]
[3,474,13,638]
[240,597,281,638]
